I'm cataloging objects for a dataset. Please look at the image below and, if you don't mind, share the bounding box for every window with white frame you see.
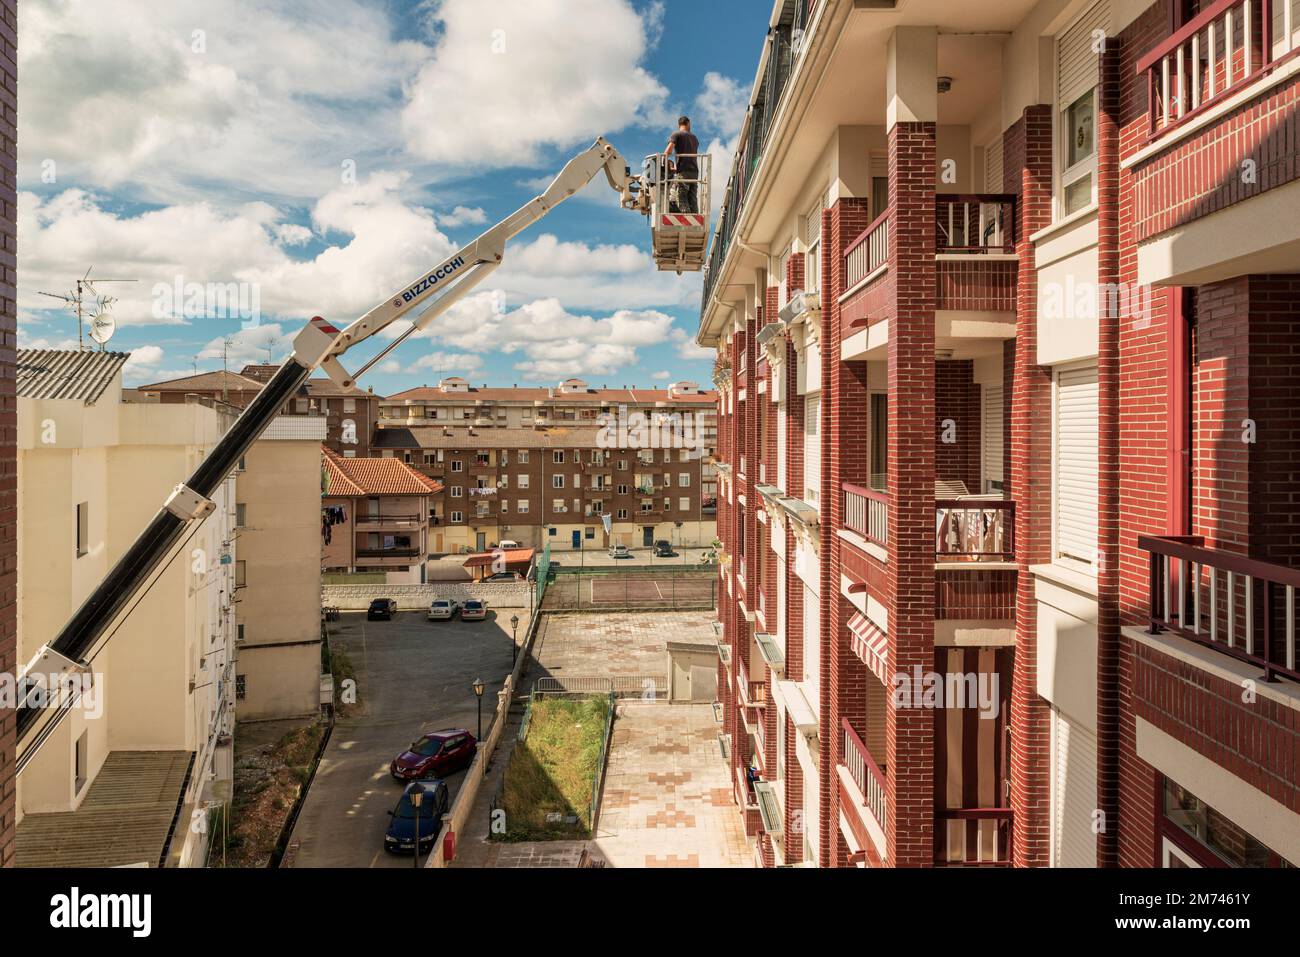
[450,510,463,523]
[803,393,821,506]
[553,450,565,464]
[552,475,565,489]
[517,499,529,514]
[1054,362,1099,572]
[679,497,690,512]
[518,474,529,489]
[982,383,1005,494]
[803,192,824,293]
[678,473,690,487]
[518,450,529,464]
[450,486,463,498]
[777,244,791,305]
[1055,2,1106,218]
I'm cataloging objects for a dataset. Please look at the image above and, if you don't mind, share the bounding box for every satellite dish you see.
[89,311,116,345]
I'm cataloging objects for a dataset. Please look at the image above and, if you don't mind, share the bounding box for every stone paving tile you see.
[533,611,716,679]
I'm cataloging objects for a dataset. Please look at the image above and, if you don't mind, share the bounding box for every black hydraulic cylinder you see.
[15,357,314,742]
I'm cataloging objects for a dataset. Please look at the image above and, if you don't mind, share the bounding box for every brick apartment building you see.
[375,377,720,553]
[0,0,14,871]
[704,0,1300,869]
[136,365,382,457]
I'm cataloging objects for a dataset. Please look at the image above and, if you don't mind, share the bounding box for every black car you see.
[653,540,676,557]
[383,780,449,854]
[367,598,398,621]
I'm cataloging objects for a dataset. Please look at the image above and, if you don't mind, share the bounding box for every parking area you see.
[288,609,517,868]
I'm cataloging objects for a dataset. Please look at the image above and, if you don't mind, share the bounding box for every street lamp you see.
[510,614,520,666]
[472,677,485,741]
[408,781,426,869]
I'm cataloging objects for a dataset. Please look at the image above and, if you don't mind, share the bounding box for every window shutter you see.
[1055,364,1098,567]
[985,137,1004,194]
[1051,709,1098,867]
[803,193,825,247]
[1057,1,1108,108]
[803,393,820,505]
[982,384,1004,490]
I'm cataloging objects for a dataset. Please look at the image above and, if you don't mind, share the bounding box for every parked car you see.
[383,780,450,854]
[367,598,397,621]
[652,540,676,557]
[498,539,521,549]
[390,729,478,781]
[460,599,489,621]
[427,598,458,620]
[608,544,631,559]
[482,572,521,582]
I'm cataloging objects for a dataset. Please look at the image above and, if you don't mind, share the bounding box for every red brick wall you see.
[1004,104,1055,867]
[884,122,937,867]
[782,333,806,860]
[934,569,1016,621]
[0,0,15,870]
[935,258,1018,312]
[824,196,872,866]
[934,359,980,491]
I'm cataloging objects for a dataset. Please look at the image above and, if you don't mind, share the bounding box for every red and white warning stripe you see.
[661,214,706,227]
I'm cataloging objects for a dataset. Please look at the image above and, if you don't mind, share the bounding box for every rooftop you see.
[322,446,443,496]
[384,384,715,405]
[372,426,610,450]
[17,348,130,403]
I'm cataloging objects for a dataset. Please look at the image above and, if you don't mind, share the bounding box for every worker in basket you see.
[663,115,700,214]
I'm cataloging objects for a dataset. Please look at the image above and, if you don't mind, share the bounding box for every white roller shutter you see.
[985,137,1004,194]
[1055,363,1098,568]
[1057,2,1108,108]
[803,393,820,506]
[982,384,1005,492]
[1051,709,1098,868]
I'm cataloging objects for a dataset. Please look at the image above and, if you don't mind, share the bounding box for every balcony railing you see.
[354,513,423,525]
[935,808,1013,866]
[935,499,1015,561]
[843,483,888,547]
[935,194,1016,253]
[356,546,421,559]
[844,210,889,289]
[841,718,887,834]
[1139,534,1300,683]
[701,2,816,312]
[1138,0,1294,138]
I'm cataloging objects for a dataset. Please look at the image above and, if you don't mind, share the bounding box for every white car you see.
[608,544,631,559]
[427,599,459,621]
[460,599,489,621]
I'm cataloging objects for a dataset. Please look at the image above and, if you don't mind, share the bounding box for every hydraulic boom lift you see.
[14,136,711,770]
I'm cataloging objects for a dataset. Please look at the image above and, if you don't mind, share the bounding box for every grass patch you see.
[494,696,611,841]
[215,721,326,868]
[325,641,361,718]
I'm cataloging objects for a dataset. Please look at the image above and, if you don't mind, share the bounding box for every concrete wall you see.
[322,581,532,611]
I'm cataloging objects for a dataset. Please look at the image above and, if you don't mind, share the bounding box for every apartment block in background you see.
[14,351,237,867]
[136,366,382,458]
[373,425,717,554]
[321,447,442,582]
[702,0,1299,869]
[233,416,328,720]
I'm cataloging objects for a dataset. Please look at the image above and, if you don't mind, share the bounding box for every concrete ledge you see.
[321,582,532,610]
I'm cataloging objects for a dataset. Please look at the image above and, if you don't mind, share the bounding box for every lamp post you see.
[510,614,520,666]
[473,677,485,741]
[408,781,426,869]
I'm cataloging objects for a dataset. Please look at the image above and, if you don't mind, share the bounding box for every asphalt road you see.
[289,609,517,868]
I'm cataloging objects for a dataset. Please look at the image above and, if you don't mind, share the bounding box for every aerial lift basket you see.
[644,152,711,274]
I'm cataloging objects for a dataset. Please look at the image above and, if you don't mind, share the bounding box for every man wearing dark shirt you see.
[665,115,700,214]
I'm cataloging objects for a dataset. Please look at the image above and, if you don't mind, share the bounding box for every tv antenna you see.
[37,267,137,350]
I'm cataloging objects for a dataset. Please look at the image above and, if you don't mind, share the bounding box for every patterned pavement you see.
[533,610,716,679]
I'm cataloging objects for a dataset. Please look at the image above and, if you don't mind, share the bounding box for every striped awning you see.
[848,612,889,685]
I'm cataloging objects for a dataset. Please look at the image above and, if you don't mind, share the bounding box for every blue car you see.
[383,780,449,854]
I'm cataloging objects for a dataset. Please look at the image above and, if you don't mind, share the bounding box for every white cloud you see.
[651,369,670,380]
[437,206,488,229]
[122,345,165,383]
[693,72,748,139]
[197,323,296,367]
[20,0,430,203]
[670,327,711,361]
[401,0,668,168]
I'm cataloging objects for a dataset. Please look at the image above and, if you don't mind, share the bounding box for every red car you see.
[389,729,478,781]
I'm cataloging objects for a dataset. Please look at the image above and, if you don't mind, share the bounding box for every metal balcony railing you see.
[1139,533,1300,683]
[936,194,1016,253]
[841,718,887,834]
[701,2,817,315]
[935,808,1013,866]
[356,546,421,559]
[1138,0,1295,138]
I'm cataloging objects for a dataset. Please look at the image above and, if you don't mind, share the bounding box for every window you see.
[679,497,690,511]
[342,450,355,458]
[343,398,356,413]
[518,450,529,464]
[237,623,245,643]
[585,527,596,539]
[1056,1,1105,218]
[500,500,509,513]
[235,674,246,700]
[617,484,629,495]
[451,460,463,472]
[235,503,247,528]
[75,502,89,557]
[803,394,821,506]
[803,193,824,293]
[450,486,463,498]
[617,459,628,471]
[679,473,690,487]
[679,449,690,462]
[553,451,565,464]
[450,510,463,523]
[237,455,247,472]
[552,499,566,513]
[295,398,308,413]
[552,475,565,489]
[476,452,490,466]
[617,509,629,520]
[1054,363,1099,571]
[518,474,529,489]
[517,500,529,514]
[235,560,247,587]
[982,384,1005,494]
[869,393,888,490]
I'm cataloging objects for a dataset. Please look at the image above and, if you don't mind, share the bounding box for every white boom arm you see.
[299,136,646,385]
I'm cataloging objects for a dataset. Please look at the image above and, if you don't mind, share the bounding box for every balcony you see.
[844,210,889,291]
[356,546,421,560]
[839,718,887,862]
[935,808,1013,866]
[1140,534,1300,683]
[354,512,424,530]
[935,499,1014,561]
[843,483,888,548]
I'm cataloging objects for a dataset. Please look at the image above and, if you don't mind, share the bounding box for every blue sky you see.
[17,0,767,394]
